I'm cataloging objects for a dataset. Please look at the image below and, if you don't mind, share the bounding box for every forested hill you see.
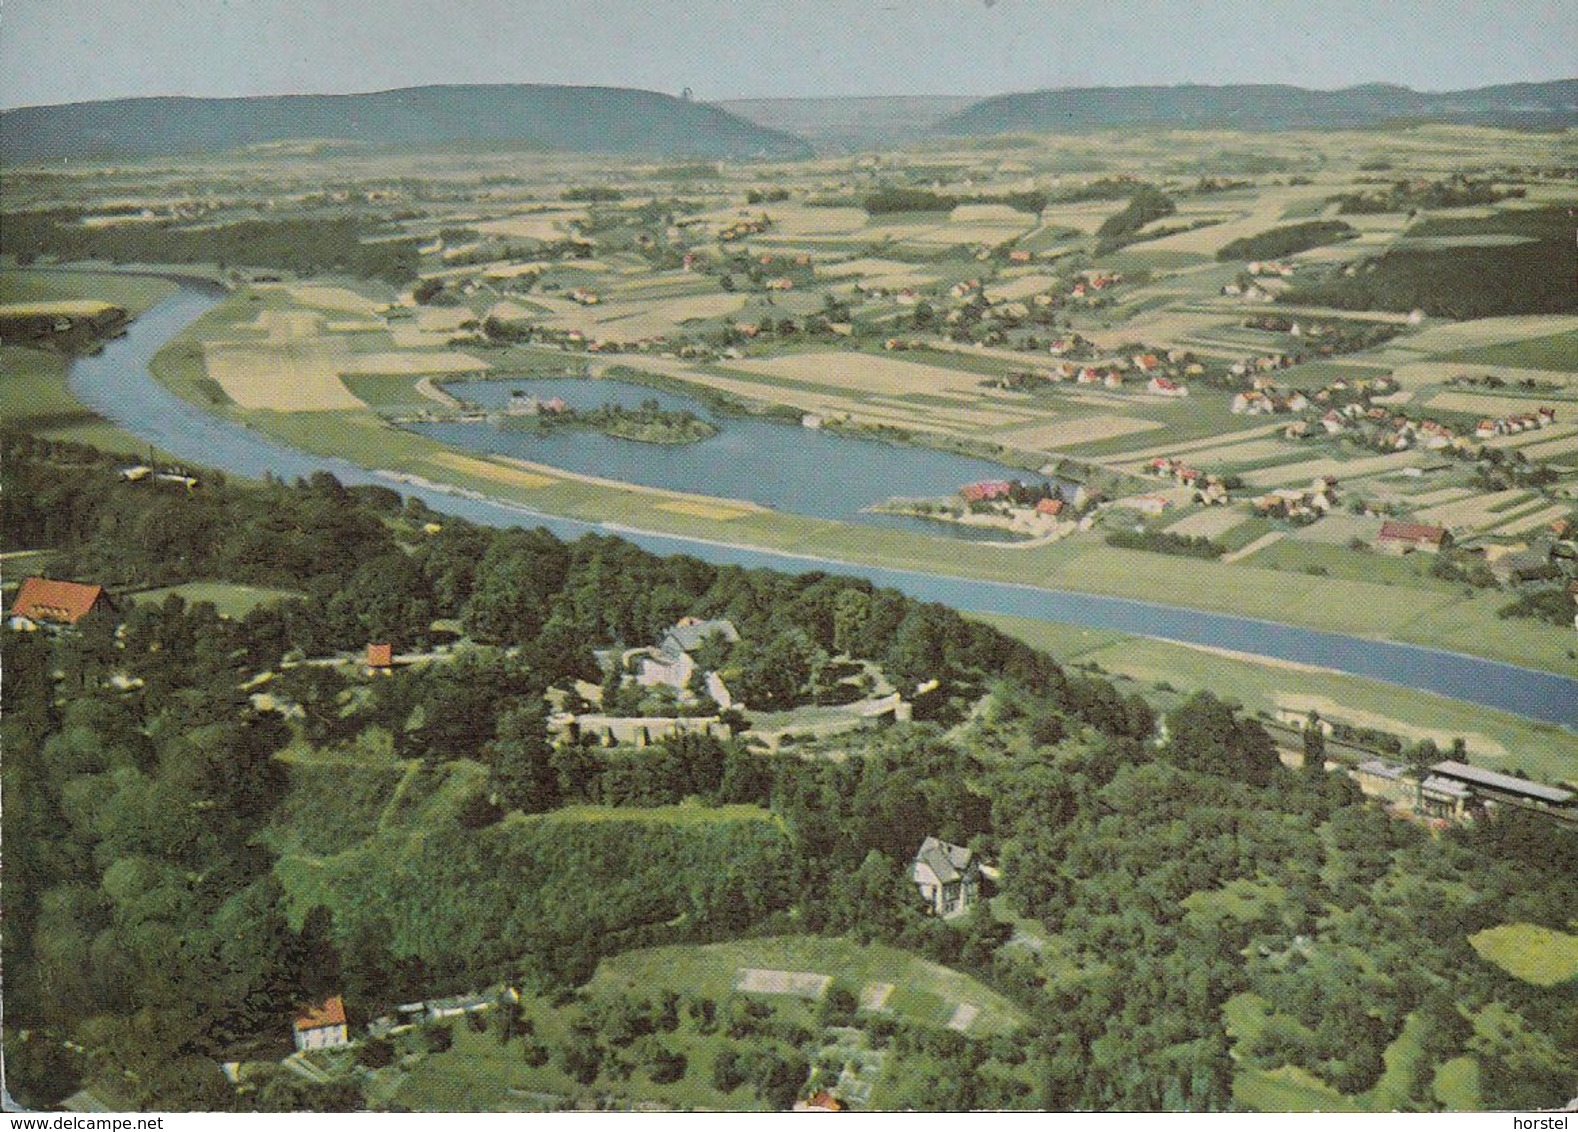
[0,84,815,163]
[937,80,1578,135]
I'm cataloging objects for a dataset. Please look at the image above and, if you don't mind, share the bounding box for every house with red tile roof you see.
[8,577,112,631]
[293,996,350,1051]
[367,643,394,675]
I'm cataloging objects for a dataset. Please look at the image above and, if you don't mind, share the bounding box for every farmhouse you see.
[910,836,981,918]
[7,577,113,631]
[293,996,350,1051]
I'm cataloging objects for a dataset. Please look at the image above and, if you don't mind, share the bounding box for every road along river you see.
[64,282,1578,727]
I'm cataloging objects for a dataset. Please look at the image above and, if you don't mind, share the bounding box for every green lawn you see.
[125,581,305,618]
[0,268,177,316]
[1438,330,1578,372]
[1432,1056,1483,1110]
[524,802,778,827]
[1468,924,1578,987]
[0,345,164,455]
[598,936,1026,1036]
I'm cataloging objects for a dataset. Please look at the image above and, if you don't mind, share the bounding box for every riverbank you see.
[16,269,1577,715]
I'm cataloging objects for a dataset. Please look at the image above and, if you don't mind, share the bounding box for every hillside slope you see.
[0,83,814,162]
[937,80,1578,135]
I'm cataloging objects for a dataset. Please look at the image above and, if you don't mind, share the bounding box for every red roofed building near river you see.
[7,577,112,630]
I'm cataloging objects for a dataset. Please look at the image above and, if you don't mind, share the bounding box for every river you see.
[62,282,1578,727]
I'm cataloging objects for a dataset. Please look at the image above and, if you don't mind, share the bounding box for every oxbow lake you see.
[407,376,1066,542]
[60,282,1578,728]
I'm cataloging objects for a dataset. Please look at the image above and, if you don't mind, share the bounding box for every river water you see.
[61,282,1578,727]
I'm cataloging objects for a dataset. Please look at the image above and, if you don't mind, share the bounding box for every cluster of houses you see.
[1231,384,1310,415]
[1475,407,1557,439]
[717,213,772,241]
[1249,477,1339,521]
[1147,458,1230,505]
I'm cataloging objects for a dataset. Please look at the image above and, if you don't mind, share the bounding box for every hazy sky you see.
[1,0,1573,109]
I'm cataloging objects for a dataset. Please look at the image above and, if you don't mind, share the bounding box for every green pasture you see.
[598,936,1026,1037]
[1468,924,1578,987]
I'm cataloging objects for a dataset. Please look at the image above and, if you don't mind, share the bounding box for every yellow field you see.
[720,352,992,398]
[998,414,1162,450]
[341,351,491,375]
[1270,693,1509,759]
[277,283,382,315]
[428,451,557,489]
[203,340,362,410]
[654,499,754,521]
[0,299,118,317]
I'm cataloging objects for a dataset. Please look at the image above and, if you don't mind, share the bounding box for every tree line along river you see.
[61,281,1578,728]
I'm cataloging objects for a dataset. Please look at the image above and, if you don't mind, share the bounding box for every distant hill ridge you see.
[0,83,815,163]
[938,80,1578,135]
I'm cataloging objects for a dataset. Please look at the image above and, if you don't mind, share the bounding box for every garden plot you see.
[735,968,831,999]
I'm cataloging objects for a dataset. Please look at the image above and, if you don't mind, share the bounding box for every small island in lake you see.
[501,393,720,445]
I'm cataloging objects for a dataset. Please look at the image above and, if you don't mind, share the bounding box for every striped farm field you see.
[1413,489,1534,531]
[1514,432,1578,460]
[719,351,996,398]
[1423,390,1573,417]
[1241,450,1421,487]
[1494,503,1572,536]
[997,414,1162,450]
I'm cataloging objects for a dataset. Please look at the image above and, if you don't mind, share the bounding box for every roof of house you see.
[1429,760,1575,805]
[1378,520,1447,544]
[367,643,394,668]
[9,577,107,625]
[663,617,739,654]
[794,1091,846,1112]
[294,995,347,1032]
[913,836,975,884]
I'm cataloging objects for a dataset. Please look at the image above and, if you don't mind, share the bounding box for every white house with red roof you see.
[294,996,350,1051]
